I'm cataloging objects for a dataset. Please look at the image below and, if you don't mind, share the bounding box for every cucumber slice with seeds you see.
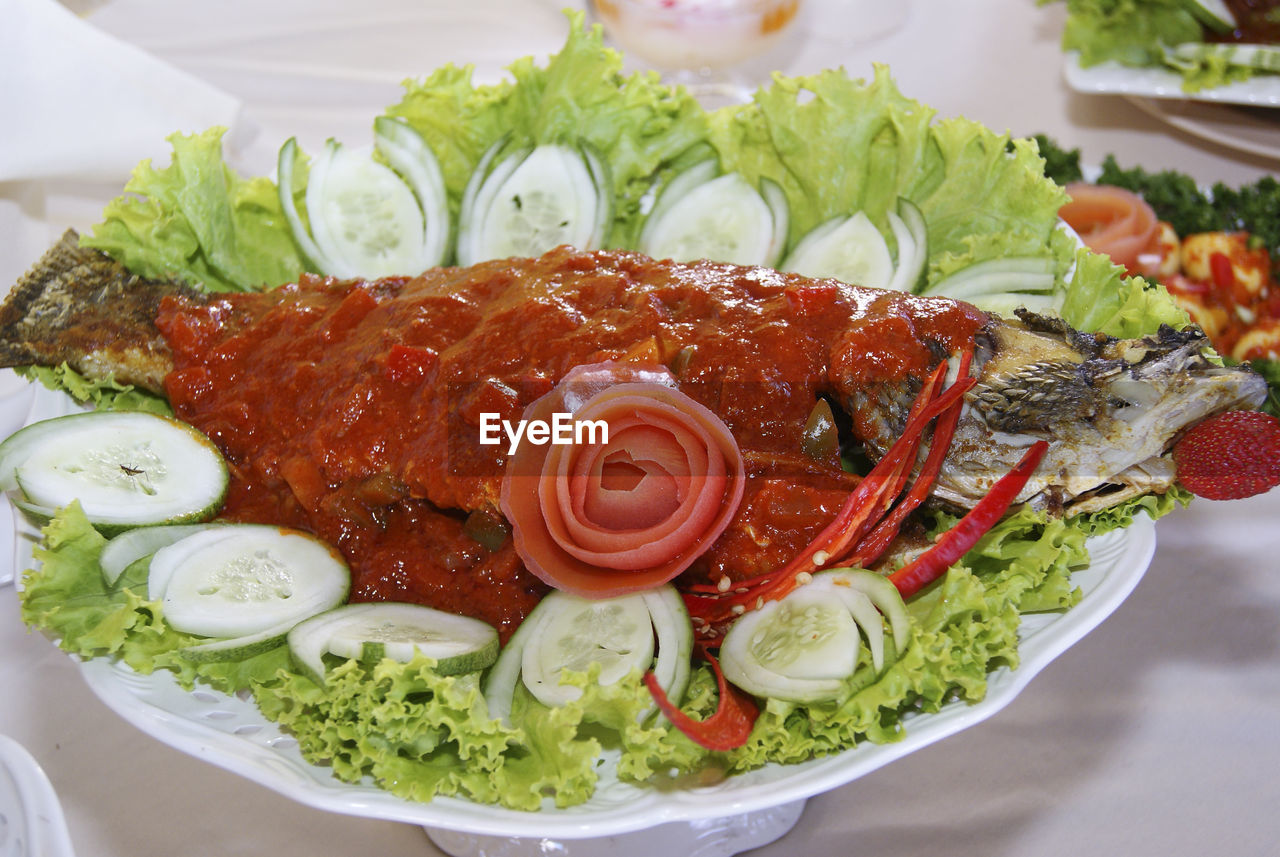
[305,138,431,278]
[639,165,788,267]
[148,525,349,639]
[720,568,912,702]
[456,141,611,265]
[520,590,655,707]
[720,584,860,703]
[812,568,911,655]
[781,211,894,288]
[100,522,227,587]
[0,412,227,532]
[481,585,694,723]
[287,602,498,683]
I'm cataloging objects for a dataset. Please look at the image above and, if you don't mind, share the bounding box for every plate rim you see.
[1124,94,1280,162]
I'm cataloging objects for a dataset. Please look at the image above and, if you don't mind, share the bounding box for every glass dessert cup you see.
[589,0,807,105]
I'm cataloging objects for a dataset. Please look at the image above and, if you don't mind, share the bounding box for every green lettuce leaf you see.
[19,364,172,415]
[385,12,710,250]
[83,128,304,292]
[1054,0,1202,68]
[1059,248,1189,337]
[708,66,1072,281]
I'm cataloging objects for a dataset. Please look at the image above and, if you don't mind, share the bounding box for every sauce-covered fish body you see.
[1,238,1268,632]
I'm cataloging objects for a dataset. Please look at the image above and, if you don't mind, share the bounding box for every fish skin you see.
[0,238,1268,520]
[0,230,204,392]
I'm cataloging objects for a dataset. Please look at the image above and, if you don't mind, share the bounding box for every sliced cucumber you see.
[781,211,894,288]
[99,522,226,587]
[639,159,717,234]
[0,412,227,531]
[1180,0,1236,32]
[307,138,434,278]
[886,198,928,293]
[456,142,611,265]
[719,584,861,703]
[456,135,516,265]
[720,568,912,703]
[481,585,694,724]
[278,132,440,279]
[324,603,498,670]
[147,524,349,639]
[760,178,790,266]
[286,602,498,682]
[641,586,694,713]
[286,607,361,684]
[520,590,656,707]
[481,593,550,725]
[178,619,295,663]
[372,116,451,268]
[278,137,340,274]
[1165,42,1280,73]
[638,163,788,267]
[812,568,911,655]
[969,291,1061,317]
[924,256,1057,301]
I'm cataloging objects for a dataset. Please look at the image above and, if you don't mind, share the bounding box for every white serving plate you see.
[5,384,1157,854]
[1063,50,1280,107]
[0,734,77,857]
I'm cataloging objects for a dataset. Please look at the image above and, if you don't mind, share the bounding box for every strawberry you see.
[1172,410,1280,501]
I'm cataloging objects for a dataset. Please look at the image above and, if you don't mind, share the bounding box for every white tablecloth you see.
[2,2,1278,855]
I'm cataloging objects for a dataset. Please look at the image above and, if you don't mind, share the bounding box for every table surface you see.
[2,1,1279,855]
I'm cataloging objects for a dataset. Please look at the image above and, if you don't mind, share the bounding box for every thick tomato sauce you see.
[154,248,985,633]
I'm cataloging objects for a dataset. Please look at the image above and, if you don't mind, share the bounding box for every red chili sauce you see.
[155,247,985,636]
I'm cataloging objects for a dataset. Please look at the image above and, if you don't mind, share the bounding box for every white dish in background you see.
[1063,50,1280,107]
[1126,95,1280,162]
[0,735,77,857]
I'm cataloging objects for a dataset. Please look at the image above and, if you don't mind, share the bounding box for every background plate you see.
[1063,51,1280,107]
[1126,95,1280,161]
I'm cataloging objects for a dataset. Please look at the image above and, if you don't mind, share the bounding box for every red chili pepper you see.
[848,351,973,568]
[887,440,1048,599]
[682,357,976,640]
[1208,251,1255,306]
[643,645,758,752]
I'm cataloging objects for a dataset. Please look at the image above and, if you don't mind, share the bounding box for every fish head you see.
[845,309,1268,515]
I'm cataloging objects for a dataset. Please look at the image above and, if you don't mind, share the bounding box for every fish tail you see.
[0,230,195,392]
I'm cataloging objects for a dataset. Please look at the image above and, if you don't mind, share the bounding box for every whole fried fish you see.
[0,232,1266,627]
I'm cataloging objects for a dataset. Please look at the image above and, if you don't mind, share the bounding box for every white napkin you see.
[0,0,243,182]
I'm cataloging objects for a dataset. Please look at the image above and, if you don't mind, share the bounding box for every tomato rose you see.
[499,362,745,597]
[1059,183,1159,274]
